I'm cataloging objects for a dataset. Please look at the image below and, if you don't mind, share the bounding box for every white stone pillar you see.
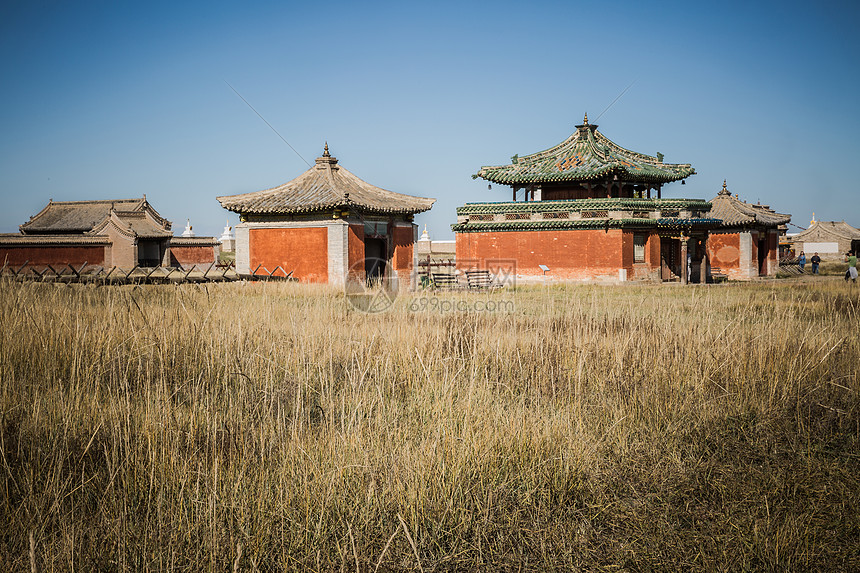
[234,223,250,275]
[739,232,754,279]
[327,220,349,287]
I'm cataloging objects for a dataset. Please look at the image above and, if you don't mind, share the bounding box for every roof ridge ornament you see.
[583,112,588,125]
[718,180,731,196]
[323,142,330,157]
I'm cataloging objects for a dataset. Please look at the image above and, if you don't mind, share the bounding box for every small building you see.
[456,115,716,283]
[705,181,791,279]
[788,216,860,260]
[0,197,219,271]
[217,144,435,287]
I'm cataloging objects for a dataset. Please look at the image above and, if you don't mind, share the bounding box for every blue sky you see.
[1,0,858,239]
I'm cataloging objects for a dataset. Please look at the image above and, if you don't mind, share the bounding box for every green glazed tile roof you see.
[474,116,695,186]
[451,217,722,234]
[456,198,711,216]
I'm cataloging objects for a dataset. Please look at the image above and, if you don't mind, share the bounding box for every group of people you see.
[796,251,822,274]
[796,250,857,281]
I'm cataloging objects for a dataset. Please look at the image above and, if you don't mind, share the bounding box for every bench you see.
[431,273,460,290]
[709,266,728,282]
[464,269,499,290]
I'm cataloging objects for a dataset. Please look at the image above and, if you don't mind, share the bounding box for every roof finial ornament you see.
[811,212,816,226]
[323,142,330,157]
[718,179,731,196]
[583,112,589,125]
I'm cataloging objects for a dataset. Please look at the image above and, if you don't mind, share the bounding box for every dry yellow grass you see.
[1,278,858,571]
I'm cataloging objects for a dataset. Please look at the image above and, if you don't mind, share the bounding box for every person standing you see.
[798,251,806,272]
[811,252,821,275]
[846,251,858,283]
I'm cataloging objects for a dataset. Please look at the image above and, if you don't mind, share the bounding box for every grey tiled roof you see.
[21,198,147,233]
[0,234,110,245]
[707,182,790,227]
[116,213,172,238]
[217,147,435,215]
[790,220,860,242]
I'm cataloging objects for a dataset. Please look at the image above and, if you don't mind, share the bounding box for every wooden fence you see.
[0,261,295,285]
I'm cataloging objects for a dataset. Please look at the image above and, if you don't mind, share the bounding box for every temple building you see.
[217,144,435,287]
[0,197,219,271]
[455,115,718,283]
[788,216,860,261]
[705,181,791,279]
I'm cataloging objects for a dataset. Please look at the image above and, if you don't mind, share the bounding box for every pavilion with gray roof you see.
[217,144,435,288]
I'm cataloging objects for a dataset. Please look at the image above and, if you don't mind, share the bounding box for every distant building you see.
[705,181,791,279]
[415,226,455,262]
[788,216,860,260]
[0,197,219,271]
[217,144,435,287]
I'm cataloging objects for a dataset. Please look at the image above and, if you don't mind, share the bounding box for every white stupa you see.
[219,221,235,252]
[181,219,195,237]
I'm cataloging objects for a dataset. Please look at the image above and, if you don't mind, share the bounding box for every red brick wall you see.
[249,227,328,282]
[707,233,741,270]
[0,245,106,268]
[456,229,634,280]
[348,224,365,281]
[392,226,414,271]
[627,232,662,280]
[169,246,216,268]
[392,225,414,291]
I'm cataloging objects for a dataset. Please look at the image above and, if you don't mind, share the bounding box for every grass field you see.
[1,278,858,571]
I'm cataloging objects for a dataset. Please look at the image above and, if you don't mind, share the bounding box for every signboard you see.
[802,242,839,253]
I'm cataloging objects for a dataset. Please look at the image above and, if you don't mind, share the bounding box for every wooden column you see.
[512,186,517,201]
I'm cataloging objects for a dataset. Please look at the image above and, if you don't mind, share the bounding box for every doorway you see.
[364,238,388,285]
[138,240,162,267]
[660,238,679,281]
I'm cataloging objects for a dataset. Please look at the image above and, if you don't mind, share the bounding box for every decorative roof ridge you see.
[319,144,343,203]
[32,197,145,206]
